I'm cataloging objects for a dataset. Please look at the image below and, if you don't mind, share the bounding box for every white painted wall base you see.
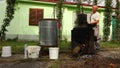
[6,34,39,41]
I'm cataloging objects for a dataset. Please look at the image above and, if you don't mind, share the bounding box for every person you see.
[89,5,101,50]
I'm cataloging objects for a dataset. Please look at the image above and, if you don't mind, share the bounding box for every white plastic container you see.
[27,46,41,58]
[49,47,59,59]
[1,46,12,57]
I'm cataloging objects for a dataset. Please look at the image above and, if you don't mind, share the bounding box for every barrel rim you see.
[40,18,59,21]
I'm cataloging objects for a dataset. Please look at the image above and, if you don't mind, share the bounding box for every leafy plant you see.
[103,0,112,41]
[0,0,16,41]
[74,0,81,27]
[114,0,120,43]
[93,0,97,5]
[56,0,64,41]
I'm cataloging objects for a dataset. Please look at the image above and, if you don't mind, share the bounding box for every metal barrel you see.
[39,19,58,46]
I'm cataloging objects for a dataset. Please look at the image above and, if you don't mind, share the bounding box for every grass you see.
[100,41,120,48]
[0,40,120,54]
[0,40,38,53]
[48,60,60,68]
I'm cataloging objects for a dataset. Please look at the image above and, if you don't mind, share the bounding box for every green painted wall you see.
[0,0,6,30]
[0,0,111,41]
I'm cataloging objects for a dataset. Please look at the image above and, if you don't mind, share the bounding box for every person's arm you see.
[90,13,100,24]
[90,19,99,24]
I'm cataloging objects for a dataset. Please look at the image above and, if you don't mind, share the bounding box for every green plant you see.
[100,41,120,48]
[93,0,97,5]
[56,0,64,41]
[0,0,16,41]
[103,0,112,41]
[60,40,70,50]
[74,0,81,27]
[114,0,120,43]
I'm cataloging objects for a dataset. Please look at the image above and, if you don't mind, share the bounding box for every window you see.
[29,8,43,26]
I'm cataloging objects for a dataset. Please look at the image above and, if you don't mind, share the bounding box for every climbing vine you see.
[56,0,64,41]
[93,0,97,5]
[103,0,112,41]
[114,0,120,42]
[0,0,16,41]
[74,0,81,27]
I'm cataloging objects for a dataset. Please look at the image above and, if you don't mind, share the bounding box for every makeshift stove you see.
[71,14,95,57]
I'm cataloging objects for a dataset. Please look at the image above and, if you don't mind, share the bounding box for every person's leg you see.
[94,25,100,50]
[95,39,100,50]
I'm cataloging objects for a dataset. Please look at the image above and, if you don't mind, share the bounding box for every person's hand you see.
[90,21,94,24]
[88,21,95,24]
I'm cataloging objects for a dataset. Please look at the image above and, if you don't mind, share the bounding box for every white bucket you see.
[27,46,41,58]
[1,46,12,57]
[49,47,59,59]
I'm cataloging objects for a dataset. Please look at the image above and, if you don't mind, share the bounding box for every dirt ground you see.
[0,48,120,68]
